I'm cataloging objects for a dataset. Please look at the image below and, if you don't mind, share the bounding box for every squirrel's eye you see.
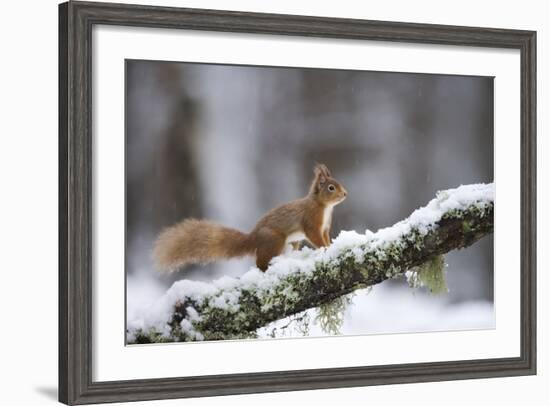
[328,184,335,192]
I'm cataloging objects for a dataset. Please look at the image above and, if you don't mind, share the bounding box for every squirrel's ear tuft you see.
[310,163,332,194]
[313,164,327,189]
[314,163,331,178]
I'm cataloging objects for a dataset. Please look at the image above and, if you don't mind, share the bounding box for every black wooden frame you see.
[59,1,537,404]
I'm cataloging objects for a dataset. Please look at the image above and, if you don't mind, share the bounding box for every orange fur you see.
[153,164,347,272]
[153,220,254,271]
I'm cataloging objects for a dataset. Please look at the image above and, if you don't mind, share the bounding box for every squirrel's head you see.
[309,163,348,205]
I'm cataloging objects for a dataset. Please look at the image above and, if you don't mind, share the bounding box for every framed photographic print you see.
[59,1,536,404]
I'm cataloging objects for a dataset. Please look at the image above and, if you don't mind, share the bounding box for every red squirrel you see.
[153,164,347,272]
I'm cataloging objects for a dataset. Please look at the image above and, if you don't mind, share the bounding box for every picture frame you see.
[59,1,537,404]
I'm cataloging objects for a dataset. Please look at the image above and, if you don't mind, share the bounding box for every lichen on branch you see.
[128,183,494,344]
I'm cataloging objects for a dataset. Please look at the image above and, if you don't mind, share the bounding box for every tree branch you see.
[128,183,494,343]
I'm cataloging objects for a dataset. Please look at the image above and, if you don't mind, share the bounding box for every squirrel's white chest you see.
[321,204,335,232]
[285,205,335,246]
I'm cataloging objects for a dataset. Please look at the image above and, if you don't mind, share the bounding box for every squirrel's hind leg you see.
[255,228,286,272]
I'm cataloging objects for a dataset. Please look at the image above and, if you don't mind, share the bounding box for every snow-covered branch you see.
[128,183,494,343]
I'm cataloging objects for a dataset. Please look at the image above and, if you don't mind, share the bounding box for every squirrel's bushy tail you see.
[153,219,254,272]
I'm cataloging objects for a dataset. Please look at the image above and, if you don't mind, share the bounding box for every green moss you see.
[131,327,175,344]
[442,202,493,222]
[314,294,355,335]
[359,266,370,279]
[417,255,448,295]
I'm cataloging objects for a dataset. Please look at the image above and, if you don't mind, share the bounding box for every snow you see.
[365,182,494,250]
[210,290,241,311]
[127,183,494,341]
[185,306,202,322]
[127,278,217,339]
[257,283,495,338]
[180,319,204,341]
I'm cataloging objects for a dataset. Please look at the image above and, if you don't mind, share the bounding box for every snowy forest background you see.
[126,60,495,338]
